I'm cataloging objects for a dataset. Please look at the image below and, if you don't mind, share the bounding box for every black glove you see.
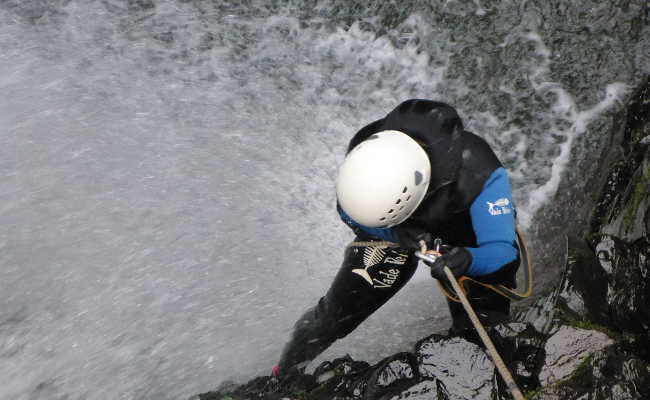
[425,247,472,282]
[393,222,432,250]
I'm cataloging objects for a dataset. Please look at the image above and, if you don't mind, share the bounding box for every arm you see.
[465,168,517,276]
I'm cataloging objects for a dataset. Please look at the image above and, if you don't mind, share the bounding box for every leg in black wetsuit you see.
[278,242,520,372]
[278,240,418,372]
[446,256,520,334]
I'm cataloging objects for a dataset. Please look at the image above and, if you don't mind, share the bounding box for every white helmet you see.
[336,130,431,228]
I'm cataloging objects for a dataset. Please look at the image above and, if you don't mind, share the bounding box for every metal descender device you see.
[415,238,443,264]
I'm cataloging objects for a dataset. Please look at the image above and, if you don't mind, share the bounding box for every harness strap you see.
[439,227,533,302]
[348,227,534,302]
[347,240,400,249]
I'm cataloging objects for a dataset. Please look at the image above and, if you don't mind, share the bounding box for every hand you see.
[425,247,472,282]
[394,223,432,250]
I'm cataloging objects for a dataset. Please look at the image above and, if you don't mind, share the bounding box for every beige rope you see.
[444,266,526,400]
[416,240,526,399]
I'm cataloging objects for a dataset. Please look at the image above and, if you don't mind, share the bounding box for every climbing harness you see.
[429,228,533,303]
[350,227,534,303]
[346,240,401,249]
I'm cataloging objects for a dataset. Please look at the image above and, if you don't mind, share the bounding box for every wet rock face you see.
[593,234,650,333]
[538,326,613,386]
[591,78,650,241]
[587,78,650,334]
[388,380,450,400]
[589,350,650,400]
[532,343,650,400]
[416,335,493,398]
[362,353,418,399]
[557,237,610,324]
[198,324,547,400]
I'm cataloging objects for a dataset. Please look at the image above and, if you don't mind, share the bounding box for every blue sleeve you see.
[337,206,399,242]
[465,168,517,276]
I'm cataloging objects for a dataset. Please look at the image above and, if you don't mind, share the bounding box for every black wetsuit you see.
[278,100,520,373]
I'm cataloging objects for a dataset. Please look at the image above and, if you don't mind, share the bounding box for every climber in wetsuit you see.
[273,99,520,376]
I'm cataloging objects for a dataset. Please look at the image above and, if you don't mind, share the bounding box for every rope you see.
[443,266,526,400]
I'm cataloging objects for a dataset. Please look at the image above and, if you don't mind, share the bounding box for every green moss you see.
[524,387,544,399]
[565,354,594,389]
[290,389,309,399]
[568,319,620,339]
[528,355,595,399]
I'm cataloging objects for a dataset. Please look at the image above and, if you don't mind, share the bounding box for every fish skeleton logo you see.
[486,198,512,216]
[352,247,402,288]
[363,247,386,268]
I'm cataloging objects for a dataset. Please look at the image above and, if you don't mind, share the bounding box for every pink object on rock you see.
[271,365,281,377]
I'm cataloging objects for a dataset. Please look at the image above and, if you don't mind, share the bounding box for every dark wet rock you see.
[591,77,650,241]
[388,380,450,400]
[531,342,650,400]
[489,323,546,392]
[194,373,318,400]
[538,325,613,386]
[196,78,650,400]
[587,78,650,334]
[308,355,370,399]
[361,353,419,399]
[556,237,610,324]
[592,234,650,333]
[416,335,494,399]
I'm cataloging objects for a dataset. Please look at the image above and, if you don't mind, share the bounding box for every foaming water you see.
[0,1,642,399]
[511,32,629,227]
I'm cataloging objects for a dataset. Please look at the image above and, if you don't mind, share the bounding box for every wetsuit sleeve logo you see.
[486,198,512,216]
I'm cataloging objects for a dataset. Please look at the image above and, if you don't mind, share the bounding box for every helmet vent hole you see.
[402,187,408,193]
[391,215,397,220]
[399,206,404,211]
[415,171,423,185]
[388,209,394,214]
[379,217,386,221]
[406,195,412,201]
[395,199,401,204]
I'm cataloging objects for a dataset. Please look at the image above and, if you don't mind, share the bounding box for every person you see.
[272,99,520,377]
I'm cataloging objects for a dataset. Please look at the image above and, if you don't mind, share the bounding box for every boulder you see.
[538,326,613,386]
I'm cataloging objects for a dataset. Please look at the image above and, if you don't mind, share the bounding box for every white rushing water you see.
[0,1,631,399]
